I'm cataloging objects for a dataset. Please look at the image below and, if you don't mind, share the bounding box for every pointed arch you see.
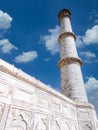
[9,114,27,130]
[35,118,46,130]
[55,120,60,130]
[61,120,69,130]
[71,124,77,130]
[83,124,91,130]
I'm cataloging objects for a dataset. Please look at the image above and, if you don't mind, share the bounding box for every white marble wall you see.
[0,59,98,130]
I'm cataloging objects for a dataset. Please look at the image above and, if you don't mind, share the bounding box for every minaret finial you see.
[58,9,71,20]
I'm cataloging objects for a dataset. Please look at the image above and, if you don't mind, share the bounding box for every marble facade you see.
[0,59,98,130]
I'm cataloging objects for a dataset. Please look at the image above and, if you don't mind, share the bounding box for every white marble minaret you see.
[58,9,88,103]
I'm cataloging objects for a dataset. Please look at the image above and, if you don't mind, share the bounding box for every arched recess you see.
[83,124,92,130]
[71,124,77,130]
[61,120,69,130]
[9,114,27,130]
[55,120,60,130]
[35,118,46,130]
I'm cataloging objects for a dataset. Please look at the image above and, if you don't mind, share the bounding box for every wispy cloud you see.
[85,77,98,114]
[89,10,98,24]
[82,59,98,64]
[79,51,97,64]
[80,51,96,59]
[95,19,98,24]
[0,39,18,53]
[14,51,38,63]
[44,58,50,62]
[76,35,84,48]
[0,10,12,30]
[40,25,60,55]
[83,60,92,64]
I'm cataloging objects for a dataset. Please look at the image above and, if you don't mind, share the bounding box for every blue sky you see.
[0,0,98,116]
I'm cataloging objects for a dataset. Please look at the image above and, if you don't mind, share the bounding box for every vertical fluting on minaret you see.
[58,9,88,102]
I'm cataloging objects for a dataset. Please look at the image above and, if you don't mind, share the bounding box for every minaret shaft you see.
[58,9,88,102]
[60,36,78,58]
[60,17,72,33]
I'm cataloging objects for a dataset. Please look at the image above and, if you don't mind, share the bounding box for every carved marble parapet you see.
[58,32,76,43]
[58,9,71,20]
[58,57,82,68]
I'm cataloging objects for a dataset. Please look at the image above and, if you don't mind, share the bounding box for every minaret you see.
[58,9,88,103]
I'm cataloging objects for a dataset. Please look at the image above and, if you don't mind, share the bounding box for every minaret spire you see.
[58,9,88,102]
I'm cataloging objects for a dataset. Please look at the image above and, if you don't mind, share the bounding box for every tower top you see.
[58,9,71,20]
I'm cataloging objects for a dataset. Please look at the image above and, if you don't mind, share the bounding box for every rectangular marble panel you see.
[52,102,60,111]
[79,112,90,120]
[0,80,9,97]
[0,104,4,121]
[13,86,34,104]
[37,96,49,108]
[62,105,68,113]
[6,128,22,130]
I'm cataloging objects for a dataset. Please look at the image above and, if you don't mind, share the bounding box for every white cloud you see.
[76,25,98,47]
[0,10,12,29]
[80,51,96,59]
[0,39,18,53]
[85,77,98,91]
[85,77,98,115]
[40,25,60,55]
[14,51,38,63]
[0,11,14,54]
[83,25,98,44]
